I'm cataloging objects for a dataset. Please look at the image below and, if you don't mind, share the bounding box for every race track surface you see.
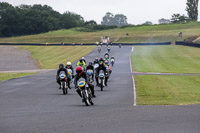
[0,46,200,133]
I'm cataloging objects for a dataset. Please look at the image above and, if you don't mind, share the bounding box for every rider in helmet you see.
[107,46,111,53]
[94,58,99,64]
[110,56,115,61]
[104,60,112,75]
[76,58,86,68]
[95,59,108,86]
[86,62,94,81]
[56,64,71,89]
[74,66,96,98]
[65,61,74,78]
[81,57,86,64]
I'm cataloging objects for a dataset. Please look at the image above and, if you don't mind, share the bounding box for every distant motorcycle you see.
[59,73,68,95]
[77,78,94,106]
[111,58,115,67]
[98,47,101,53]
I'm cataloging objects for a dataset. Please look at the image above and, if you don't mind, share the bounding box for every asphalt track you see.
[0,46,200,133]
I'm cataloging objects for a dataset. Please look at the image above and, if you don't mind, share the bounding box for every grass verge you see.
[19,46,95,69]
[0,72,35,81]
[135,75,200,105]
[132,45,200,74]
[1,22,200,43]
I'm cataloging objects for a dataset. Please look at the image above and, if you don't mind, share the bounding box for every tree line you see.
[0,2,85,37]
[0,0,199,37]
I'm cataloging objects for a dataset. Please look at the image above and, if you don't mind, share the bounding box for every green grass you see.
[132,45,200,105]
[135,75,200,105]
[132,45,200,74]
[1,22,200,43]
[0,73,35,81]
[20,46,95,69]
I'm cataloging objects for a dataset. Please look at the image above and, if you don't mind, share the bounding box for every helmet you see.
[89,62,92,66]
[76,66,83,75]
[67,62,71,66]
[59,64,64,69]
[99,58,104,62]
[81,57,85,60]
[95,58,98,61]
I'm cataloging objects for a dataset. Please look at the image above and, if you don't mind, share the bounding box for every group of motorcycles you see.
[58,52,115,106]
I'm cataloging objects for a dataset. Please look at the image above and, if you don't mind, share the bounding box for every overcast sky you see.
[1,0,200,24]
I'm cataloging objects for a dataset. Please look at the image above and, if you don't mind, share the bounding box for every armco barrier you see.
[0,42,171,46]
[175,41,200,48]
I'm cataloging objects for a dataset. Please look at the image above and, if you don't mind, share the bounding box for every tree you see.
[84,20,97,26]
[186,0,199,21]
[101,12,114,25]
[113,14,128,26]
[143,21,153,25]
[101,12,128,26]
[158,18,171,24]
[170,14,189,23]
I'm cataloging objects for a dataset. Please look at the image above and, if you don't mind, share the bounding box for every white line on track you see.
[129,47,137,106]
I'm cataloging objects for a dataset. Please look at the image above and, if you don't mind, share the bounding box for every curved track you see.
[0,46,200,133]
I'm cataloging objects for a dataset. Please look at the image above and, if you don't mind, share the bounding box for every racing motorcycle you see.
[59,73,68,95]
[67,69,73,85]
[111,58,115,67]
[105,65,112,79]
[98,47,101,53]
[87,69,93,83]
[98,70,105,91]
[77,78,94,106]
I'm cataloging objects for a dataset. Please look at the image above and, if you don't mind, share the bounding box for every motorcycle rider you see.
[104,52,109,59]
[56,64,71,89]
[74,66,96,98]
[107,46,111,53]
[104,60,112,75]
[94,58,99,64]
[98,45,101,53]
[76,58,86,68]
[110,56,115,66]
[65,61,74,78]
[86,62,94,81]
[81,57,86,64]
[119,44,122,48]
[95,58,108,86]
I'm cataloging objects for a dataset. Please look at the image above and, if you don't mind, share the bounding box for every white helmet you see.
[81,57,85,60]
[67,62,72,66]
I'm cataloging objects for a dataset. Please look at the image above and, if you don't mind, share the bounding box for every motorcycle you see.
[111,58,115,67]
[105,65,112,79]
[98,47,101,53]
[87,69,93,83]
[77,78,94,106]
[59,73,68,95]
[94,63,99,70]
[98,70,105,91]
[67,69,73,85]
